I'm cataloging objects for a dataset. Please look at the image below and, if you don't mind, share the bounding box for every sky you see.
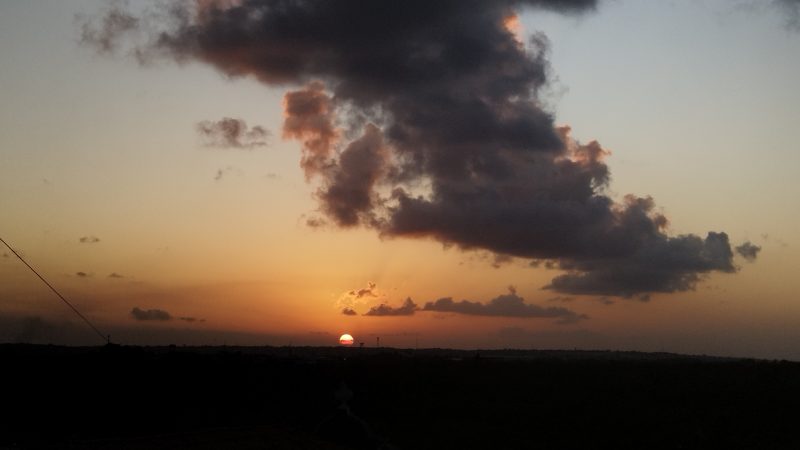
[1,0,799,359]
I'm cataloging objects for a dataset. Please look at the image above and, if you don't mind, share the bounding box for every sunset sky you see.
[2,0,799,358]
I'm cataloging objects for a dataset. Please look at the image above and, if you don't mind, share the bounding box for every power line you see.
[0,236,108,344]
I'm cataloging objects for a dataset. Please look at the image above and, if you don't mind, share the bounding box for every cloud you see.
[316,124,389,227]
[79,236,101,244]
[735,241,761,262]
[341,308,358,316]
[422,288,586,324]
[108,272,124,278]
[78,5,138,53]
[774,0,800,28]
[130,307,172,321]
[337,282,382,309]
[364,298,418,316]
[351,282,378,299]
[545,229,737,298]
[81,0,748,298]
[75,271,90,278]
[196,117,269,148]
[178,316,205,323]
[283,82,338,178]
[2,253,9,258]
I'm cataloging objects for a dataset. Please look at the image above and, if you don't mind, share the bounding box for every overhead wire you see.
[0,236,108,344]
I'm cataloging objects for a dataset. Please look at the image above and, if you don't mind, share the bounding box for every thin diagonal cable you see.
[1,236,107,343]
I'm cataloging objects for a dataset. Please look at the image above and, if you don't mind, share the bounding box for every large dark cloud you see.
[130,307,172,321]
[196,117,269,148]
[422,288,586,324]
[81,0,753,298]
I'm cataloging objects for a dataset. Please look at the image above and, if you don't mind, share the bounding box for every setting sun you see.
[339,334,354,346]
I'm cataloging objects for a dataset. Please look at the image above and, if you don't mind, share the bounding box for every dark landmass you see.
[1,344,799,449]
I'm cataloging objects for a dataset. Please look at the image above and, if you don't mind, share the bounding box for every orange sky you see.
[1,1,800,359]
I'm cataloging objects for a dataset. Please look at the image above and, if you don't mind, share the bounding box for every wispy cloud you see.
[130,307,172,321]
[197,117,269,149]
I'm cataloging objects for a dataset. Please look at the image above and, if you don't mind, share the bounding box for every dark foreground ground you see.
[1,344,799,450]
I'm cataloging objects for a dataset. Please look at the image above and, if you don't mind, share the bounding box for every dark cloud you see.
[79,236,101,244]
[81,0,748,298]
[341,308,358,316]
[75,271,90,278]
[108,272,124,278]
[364,298,418,317]
[775,0,800,28]
[316,124,389,227]
[735,241,761,262]
[196,117,269,148]
[545,230,737,298]
[2,253,9,258]
[422,288,586,324]
[130,307,172,321]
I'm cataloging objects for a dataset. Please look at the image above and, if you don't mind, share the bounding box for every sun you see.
[339,333,354,346]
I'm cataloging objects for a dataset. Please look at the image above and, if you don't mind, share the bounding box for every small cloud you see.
[735,241,761,262]
[108,272,124,279]
[213,166,242,181]
[364,297,418,316]
[79,236,101,244]
[352,282,378,299]
[265,172,279,180]
[337,281,382,309]
[306,217,327,228]
[341,308,358,316]
[75,271,90,278]
[2,253,9,258]
[196,117,270,148]
[178,316,205,323]
[130,307,172,321]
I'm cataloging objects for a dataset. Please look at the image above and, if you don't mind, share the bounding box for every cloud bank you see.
[81,0,756,298]
[423,288,587,324]
[364,298,418,317]
[358,288,585,323]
